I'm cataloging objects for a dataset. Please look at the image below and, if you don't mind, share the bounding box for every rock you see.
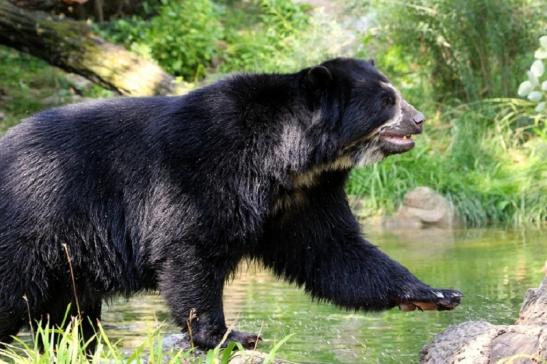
[69,95,95,104]
[40,94,66,106]
[518,275,547,325]
[161,333,287,363]
[421,277,547,364]
[229,351,282,364]
[65,73,93,93]
[383,187,457,229]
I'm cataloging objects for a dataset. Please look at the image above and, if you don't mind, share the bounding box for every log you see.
[421,277,547,364]
[0,0,189,96]
[10,0,152,20]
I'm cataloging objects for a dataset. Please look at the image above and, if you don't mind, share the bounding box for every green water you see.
[102,228,546,363]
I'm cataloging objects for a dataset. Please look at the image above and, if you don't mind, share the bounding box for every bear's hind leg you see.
[159,251,260,349]
[34,287,102,353]
[79,297,102,353]
[0,309,24,347]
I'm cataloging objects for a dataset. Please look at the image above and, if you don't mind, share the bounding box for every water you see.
[102,227,546,363]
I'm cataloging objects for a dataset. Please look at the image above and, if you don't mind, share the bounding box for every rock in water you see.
[421,277,547,364]
[161,333,287,363]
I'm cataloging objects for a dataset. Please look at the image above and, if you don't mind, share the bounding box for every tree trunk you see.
[0,0,188,96]
[10,0,153,20]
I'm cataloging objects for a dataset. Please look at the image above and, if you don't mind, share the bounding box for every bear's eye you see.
[383,94,396,107]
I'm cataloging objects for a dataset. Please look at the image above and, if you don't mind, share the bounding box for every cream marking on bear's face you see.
[354,142,385,167]
[336,82,405,167]
[285,82,406,192]
[377,81,403,132]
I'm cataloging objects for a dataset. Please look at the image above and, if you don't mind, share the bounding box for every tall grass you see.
[373,0,546,102]
[347,99,546,226]
[0,317,287,364]
[350,0,547,226]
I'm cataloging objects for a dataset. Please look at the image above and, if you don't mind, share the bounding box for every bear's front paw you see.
[396,287,463,311]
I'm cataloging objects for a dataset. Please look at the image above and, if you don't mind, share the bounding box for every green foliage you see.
[0,47,111,133]
[348,99,547,226]
[100,0,223,80]
[0,315,288,363]
[0,314,193,363]
[99,0,333,78]
[146,0,223,80]
[218,0,311,73]
[373,0,546,102]
[0,47,55,132]
[351,1,547,225]
[518,35,547,113]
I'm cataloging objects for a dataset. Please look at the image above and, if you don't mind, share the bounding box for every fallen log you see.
[0,0,189,96]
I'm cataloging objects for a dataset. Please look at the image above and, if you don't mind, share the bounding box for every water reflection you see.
[102,228,546,363]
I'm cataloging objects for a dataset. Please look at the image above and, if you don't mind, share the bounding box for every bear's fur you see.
[0,58,461,349]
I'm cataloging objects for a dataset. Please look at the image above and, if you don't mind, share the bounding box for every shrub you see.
[218,0,311,73]
[372,0,546,102]
[100,0,223,81]
[146,0,223,80]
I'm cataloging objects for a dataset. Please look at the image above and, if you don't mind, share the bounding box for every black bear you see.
[0,58,461,349]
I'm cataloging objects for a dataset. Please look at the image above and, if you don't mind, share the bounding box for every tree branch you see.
[0,0,189,96]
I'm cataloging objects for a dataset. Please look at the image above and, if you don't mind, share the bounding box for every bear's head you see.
[296,58,424,176]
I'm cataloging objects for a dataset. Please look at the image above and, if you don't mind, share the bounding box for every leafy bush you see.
[146,0,223,80]
[347,1,547,225]
[372,0,546,102]
[99,0,347,79]
[218,0,311,73]
[100,0,223,80]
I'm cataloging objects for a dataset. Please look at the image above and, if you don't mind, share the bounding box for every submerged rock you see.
[161,333,286,363]
[383,187,457,229]
[421,277,547,364]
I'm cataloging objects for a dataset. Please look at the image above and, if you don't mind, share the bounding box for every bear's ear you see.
[307,65,333,89]
[368,58,375,66]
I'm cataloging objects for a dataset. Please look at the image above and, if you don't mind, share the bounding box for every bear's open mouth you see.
[379,131,415,154]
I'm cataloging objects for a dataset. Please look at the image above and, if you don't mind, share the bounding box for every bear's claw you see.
[398,288,463,311]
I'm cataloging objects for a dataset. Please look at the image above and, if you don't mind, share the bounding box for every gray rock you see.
[384,187,457,229]
[161,333,287,363]
[65,73,93,92]
[421,277,547,364]
[40,94,66,106]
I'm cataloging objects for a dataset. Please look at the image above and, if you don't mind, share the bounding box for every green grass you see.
[0,47,65,133]
[353,0,547,225]
[0,46,112,134]
[0,316,287,364]
[348,98,547,226]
